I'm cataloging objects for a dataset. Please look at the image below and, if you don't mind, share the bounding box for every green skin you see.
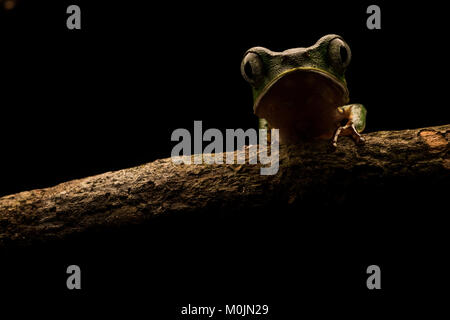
[241,34,366,147]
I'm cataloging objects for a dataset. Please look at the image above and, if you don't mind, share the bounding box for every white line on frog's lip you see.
[253,67,349,114]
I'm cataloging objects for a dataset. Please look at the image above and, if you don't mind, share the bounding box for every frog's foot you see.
[332,122,365,148]
[332,104,367,148]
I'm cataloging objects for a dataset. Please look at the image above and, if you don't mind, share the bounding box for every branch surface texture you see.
[1,125,448,248]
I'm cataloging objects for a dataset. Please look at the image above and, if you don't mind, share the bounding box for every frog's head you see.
[241,34,352,138]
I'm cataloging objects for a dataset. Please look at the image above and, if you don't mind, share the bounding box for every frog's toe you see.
[349,124,365,145]
[356,135,366,145]
[332,125,345,147]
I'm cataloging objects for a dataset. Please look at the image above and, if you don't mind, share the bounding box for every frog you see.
[240,34,366,147]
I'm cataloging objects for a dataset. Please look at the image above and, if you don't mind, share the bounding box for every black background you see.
[0,0,448,317]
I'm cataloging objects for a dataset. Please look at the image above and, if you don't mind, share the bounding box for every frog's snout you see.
[254,68,349,116]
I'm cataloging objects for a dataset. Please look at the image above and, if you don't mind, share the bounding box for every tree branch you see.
[1,125,449,248]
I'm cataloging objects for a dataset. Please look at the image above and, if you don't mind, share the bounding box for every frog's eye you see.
[329,38,351,70]
[241,52,263,85]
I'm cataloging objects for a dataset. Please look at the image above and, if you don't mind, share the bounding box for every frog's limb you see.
[258,118,272,144]
[259,118,270,130]
[333,104,367,147]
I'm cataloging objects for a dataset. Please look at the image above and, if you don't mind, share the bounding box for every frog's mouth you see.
[254,67,349,140]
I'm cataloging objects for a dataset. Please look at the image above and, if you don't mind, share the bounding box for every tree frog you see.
[241,34,366,147]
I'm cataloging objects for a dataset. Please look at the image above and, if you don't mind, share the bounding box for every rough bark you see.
[0,125,449,248]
